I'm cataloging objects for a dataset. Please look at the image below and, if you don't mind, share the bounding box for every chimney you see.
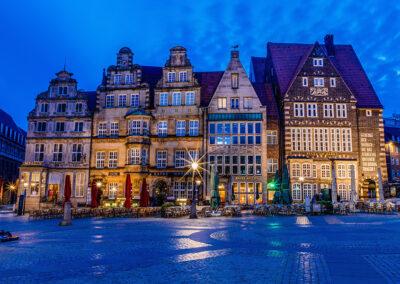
[324,34,335,56]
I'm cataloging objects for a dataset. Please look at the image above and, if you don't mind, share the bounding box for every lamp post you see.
[190,161,199,219]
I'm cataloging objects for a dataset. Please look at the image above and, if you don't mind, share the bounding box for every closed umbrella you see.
[91,180,98,208]
[350,165,357,204]
[331,164,337,203]
[139,178,149,207]
[210,167,220,210]
[378,167,384,202]
[63,175,71,207]
[124,174,132,209]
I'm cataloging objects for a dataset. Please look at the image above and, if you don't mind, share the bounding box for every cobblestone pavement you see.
[1,214,400,283]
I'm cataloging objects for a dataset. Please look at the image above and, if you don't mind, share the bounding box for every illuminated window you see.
[330,78,336,87]
[218,97,227,109]
[313,58,323,67]
[313,77,324,87]
[231,73,239,89]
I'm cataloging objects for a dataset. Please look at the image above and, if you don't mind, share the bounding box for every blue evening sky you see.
[1,0,399,130]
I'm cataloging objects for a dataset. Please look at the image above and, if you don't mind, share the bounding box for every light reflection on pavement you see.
[0,214,400,283]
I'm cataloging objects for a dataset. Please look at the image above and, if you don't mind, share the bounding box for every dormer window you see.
[330,78,336,87]
[314,77,324,87]
[58,87,67,95]
[125,74,134,84]
[167,72,176,82]
[302,77,308,87]
[313,58,323,67]
[231,73,239,89]
[113,74,122,85]
[179,71,187,82]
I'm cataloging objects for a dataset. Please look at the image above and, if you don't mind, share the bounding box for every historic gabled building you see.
[0,109,26,203]
[201,50,268,204]
[19,70,95,210]
[91,47,162,205]
[251,34,387,202]
[383,115,400,197]
[150,46,203,203]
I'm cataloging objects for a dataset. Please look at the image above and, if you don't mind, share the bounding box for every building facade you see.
[90,47,161,206]
[150,46,203,203]
[383,115,400,197]
[0,109,26,203]
[19,37,387,210]
[19,70,95,210]
[203,50,269,204]
[251,34,388,202]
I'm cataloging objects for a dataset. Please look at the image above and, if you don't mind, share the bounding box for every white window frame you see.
[156,150,167,168]
[217,97,227,109]
[118,94,127,107]
[176,120,186,136]
[336,104,347,118]
[110,122,119,136]
[323,104,334,118]
[292,183,301,201]
[158,121,168,137]
[130,94,139,107]
[175,150,185,168]
[185,92,195,105]
[96,152,105,168]
[160,93,168,106]
[72,144,83,162]
[108,151,118,168]
[167,72,176,82]
[294,103,304,117]
[74,173,85,197]
[313,58,323,67]
[307,103,318,117]
[313,77,324,87]
[108,182,118,199]
[52,144,63,162]
[34,144,45,162]
[267,159,278,173]
[302,77,308,87]
[172,92,182,106]
[179,71,188,82]
[243,97,253,109]
[128,148,140,165]
[105,95,114,108]
[330,78,336,87]
[189,120,199,136]
[98,122,107,136]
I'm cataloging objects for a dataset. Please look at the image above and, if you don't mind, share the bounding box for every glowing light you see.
[299,177,304,182]
[96,181,102,188]
[191,162,199,170]
[195,179,201,186]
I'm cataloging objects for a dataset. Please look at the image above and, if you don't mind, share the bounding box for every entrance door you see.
[48,184,59,203]
[218,184,226,203]
[361,179,376,199]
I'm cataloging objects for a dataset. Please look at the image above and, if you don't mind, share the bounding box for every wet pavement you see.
[1,214,400,283]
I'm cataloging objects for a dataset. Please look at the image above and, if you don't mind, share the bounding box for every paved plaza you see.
[1,214,400,283]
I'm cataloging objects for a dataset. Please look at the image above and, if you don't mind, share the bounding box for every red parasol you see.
[139,178,150,207]
[91,180,98,208]
[124,174,132,209]
[63,175,72,206]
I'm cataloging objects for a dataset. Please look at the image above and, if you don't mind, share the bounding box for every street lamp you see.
[190,162,200,219]
[96,181,102,188]
[299,176,304,182]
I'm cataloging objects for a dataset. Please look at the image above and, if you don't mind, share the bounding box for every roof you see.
[80,91,97,111]
[251,82,279,119]
[267,42,382,108]
[195,71,224,107]
[250,56,267,83]
[0,109,26,135]
[141,66,163,108]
